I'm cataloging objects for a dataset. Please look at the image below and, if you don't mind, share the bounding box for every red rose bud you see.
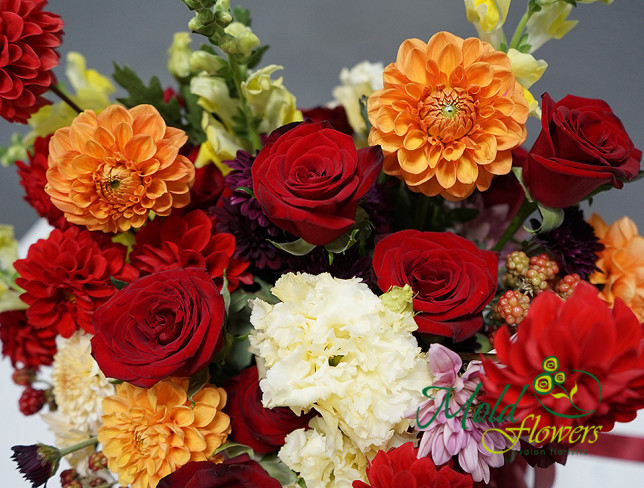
[251,120,383,246]
[157,457,281,488]
[523,93,641,208]
[91,267,226,388]
[225,366,315,453]
[373,230,498,341]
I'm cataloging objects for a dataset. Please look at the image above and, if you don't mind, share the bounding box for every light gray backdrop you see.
[1,1,643,487]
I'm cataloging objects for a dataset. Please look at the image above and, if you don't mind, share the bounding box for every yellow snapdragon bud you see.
[222,22,260,58]
[525,2,578,53]
[168,32,193,79]
[464,0,511,49]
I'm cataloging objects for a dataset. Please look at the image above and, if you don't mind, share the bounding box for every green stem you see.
[229,56,262,152]
[59,437,98,458]
[508,6,534,50]
[492,199,536,252]
[49,84,83,114]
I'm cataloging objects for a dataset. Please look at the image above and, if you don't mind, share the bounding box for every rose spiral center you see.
[418,87,476,142]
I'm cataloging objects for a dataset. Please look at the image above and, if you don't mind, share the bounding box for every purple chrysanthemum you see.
[533,206,604,279]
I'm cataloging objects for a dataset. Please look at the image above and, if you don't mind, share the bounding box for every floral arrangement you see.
[1,0,643,487]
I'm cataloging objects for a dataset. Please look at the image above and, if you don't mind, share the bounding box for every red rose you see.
[224,366,314,454]
[251,121,383,246]
[480,282,644,440]
[0,310,56,370]
[523,93,641,208]
[0,0,64,123]
[352,442,473,488]
[14,227,138,337]
[157,457,281,488]
[372,230,497,341]
[91,267,225,388]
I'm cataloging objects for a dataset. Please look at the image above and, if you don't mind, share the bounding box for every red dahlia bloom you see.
[14,227,138,337]
[481,282,644,439]
[352,442,473,488]
[129,209,252,292]
[16,135,70,230]
[0,309,56,369]
[0,0,64,123]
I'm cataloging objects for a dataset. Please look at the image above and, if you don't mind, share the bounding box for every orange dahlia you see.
[368,32,528,200]
[97,378,230,488]
[588,214,644,321]
[45,104,195,233]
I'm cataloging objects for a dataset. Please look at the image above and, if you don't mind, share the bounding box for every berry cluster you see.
[59,454,111,488]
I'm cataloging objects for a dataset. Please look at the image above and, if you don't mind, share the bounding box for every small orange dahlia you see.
[588,214,644,321]
[368,32,528,200]
[46,104,195,233]
[97,378,231,488]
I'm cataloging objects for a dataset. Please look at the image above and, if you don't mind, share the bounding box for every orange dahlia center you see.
[418,87,477,143]
[95,160,141,205]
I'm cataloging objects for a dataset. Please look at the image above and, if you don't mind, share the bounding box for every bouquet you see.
[1,0,643,487]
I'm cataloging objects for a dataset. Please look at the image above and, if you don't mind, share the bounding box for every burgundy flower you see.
[157,456,281,488]
[0,0,64,123]
[129,209,252,292]
[481,282,644,442]
[14,227,138,337]
[15,135,70,229]
[91,267,226,388]
[184,158,227,213]
[224,366,314,454]
[352,442,473,488]
[372,230,498,341]
[11,443,60,488]
[301,105,353,135]
[0,309,56,369]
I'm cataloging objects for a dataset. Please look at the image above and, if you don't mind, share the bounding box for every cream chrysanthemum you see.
[41,411,99,476]
[51,331,113,433]
[249,272,430,452]
[98,378,230,488]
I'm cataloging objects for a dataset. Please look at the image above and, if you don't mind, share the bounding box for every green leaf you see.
[511,167,534,202]
[179,83,206,145]
[232,6,251,26]
[268,238,316,256]
[221,271,231,314]
[187,367,210,406]
[526,204,564,234]
[112,63,183,128]
[110,277,128,290]
[324,228,359,254]
[259,452,298,485]
[235,186,255,198]
[247,45,269,69]
[211,442,254,459]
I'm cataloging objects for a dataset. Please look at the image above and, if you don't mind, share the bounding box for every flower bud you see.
[214,9,233,27]
[190,51,228,75]
[223,22,259,57]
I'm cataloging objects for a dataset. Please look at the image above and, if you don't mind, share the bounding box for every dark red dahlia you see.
[0,0,64,123]
[14,227,138,337]
[129,209,252,292]
[0,309,56,369]
[224,366,314,454]
[15,135,70,229]
[481,282,644,441]
[353,442,473,488]
[183,161,227,213]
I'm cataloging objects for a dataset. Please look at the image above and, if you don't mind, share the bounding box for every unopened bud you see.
[218,33,238,55]
[215,9,233,27]
[190,51,228,75]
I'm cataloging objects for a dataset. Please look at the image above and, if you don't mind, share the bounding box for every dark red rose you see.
[353,442,473,488]
[0,309,56,369]
[129,209,252,292]
[523,93,641,208]
[157,456,281,488]
[224,366,314,454]
[16,135,70,229]
[14,227,138,337]
[301,105,353,135]
[251,121,383,246]
[91,267,225,388]
[480,282,644,442]
[0,0,64,123]
[372,230,497,341]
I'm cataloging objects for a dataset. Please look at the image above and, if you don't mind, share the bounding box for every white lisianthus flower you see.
[332,61,384,135]
[249,272,431,452]
[279,417,368,488]
[51,331,114,433]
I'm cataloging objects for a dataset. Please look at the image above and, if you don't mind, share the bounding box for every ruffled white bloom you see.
[332,61,384,135]
[279,417,368,488]
[51,331,114,433]
[250,272,431,452]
